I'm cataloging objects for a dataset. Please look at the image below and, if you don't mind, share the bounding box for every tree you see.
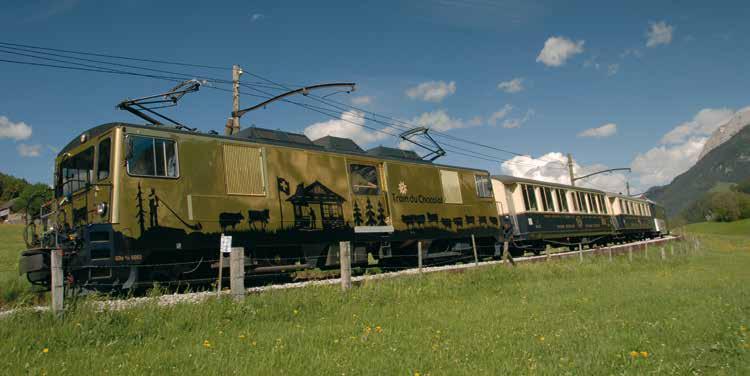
[709,191,741,222]
[12,183,53,219]
[352,201,363,226]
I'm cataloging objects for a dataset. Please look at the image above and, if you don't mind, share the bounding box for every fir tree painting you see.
[376,201,386,226]
[365,198,377,226]
[353,201,363,226]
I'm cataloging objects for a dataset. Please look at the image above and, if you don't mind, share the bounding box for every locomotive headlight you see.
[97,202,108,216]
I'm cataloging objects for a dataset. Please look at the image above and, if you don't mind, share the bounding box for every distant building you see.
[0,199,18,223]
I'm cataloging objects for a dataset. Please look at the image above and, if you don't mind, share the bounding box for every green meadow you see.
[0,223,748,375]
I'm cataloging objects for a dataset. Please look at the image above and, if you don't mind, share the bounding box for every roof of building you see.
[0,198,18,211]
[312,135,365,153]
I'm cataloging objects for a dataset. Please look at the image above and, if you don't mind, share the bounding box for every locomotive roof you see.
[491,174,606,194]
[59,122,488,172]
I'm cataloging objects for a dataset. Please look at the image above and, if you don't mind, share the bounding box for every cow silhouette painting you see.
[248,209,270,230]
[287,181,346,230]
[219,212,244,231]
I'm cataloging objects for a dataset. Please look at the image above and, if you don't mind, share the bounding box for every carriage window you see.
[440,170,463,204]
[350,164,379,195]
[59,146,94,196]
[474,175,493,198]
[542,187,555,212]
[570,191,579,211]
[127,135,178,178]
[577,192,589,213]
[555,189,569,212]
[598,195,608,214]
[521,184,538,211]
[97,138,111,181]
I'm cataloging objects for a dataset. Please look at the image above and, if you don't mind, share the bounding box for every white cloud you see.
[660,108,734,144]
[646,21,674,48]
[501,152,627,193]
[502,109,534,129]
[17,143,42,157]
[468,116,483,126]
[410,109,472,131]
[607,64,619,76]
[0,116,32,141]
[304,110,390,146]
[250,13,264,22]
[631,137,705,187]
[536,36,585,67]
[488,105,513,126]
[405,81,456,102]
[578,123,617,138]
[497,78,524,93]
[620,48,643,59]
[351,96,373,106]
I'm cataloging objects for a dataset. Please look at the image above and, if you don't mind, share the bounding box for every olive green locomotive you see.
[19,122,500,290]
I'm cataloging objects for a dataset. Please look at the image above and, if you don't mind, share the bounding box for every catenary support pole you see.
[51,249,63,317]
[230,247,245,301]
[339,241,352,291]
[471,235,479,266]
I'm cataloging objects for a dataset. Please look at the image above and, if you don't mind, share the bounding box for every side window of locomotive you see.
[60,146,94,196]
[97,138,111,181]
[474,175,493,198]
[440,170,463,204]
[126,136,178,178]
[350,164,379,195]
[521,184,538,211]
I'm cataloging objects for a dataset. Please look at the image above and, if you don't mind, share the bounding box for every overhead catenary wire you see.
[0,41,582,172]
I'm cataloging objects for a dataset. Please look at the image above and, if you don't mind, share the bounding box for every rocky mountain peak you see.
[698,107,750,160]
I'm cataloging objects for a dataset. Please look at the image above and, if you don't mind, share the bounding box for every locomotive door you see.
[87,135,113,225]
[347,161,391,231]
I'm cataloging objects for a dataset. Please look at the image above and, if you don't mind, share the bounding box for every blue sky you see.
[1,0,749,194]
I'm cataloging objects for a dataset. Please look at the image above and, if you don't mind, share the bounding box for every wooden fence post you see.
[608,246,613,262]
[546,245,551,261]
[339,241,352,291]
[471,235,479,266]
[670,244,674,257]
[644,243,649,259]
[230,247,245,301]
[660,246,666,261]
[417,241,423,273]
[50,249,63,317]
[628,245,633,262]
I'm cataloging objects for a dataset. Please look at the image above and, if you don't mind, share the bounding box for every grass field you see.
[0,224,46,308]
[682,219,750,237]
[0,224,748,374]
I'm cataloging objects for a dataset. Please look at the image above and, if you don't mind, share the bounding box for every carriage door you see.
[348,162,391,232]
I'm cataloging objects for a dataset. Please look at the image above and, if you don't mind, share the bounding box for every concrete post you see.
[230,247,245,301]
[339,241,352,291]
[471,235,479,266]
[50,249,63,316]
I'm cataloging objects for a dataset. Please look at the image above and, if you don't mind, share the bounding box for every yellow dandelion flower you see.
[365,326,372,333]
[538,336,545,342]
[202,340,211,348]
[629,351,639,358]
[640,351,649,358]
[42,348,49,354]
[238,335,246,340]
[293,309,299,315]
[375,326,383,333]
[414,372,420,376]
[251,341,257,347]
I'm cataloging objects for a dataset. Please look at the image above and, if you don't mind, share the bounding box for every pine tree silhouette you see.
[135,183,146,235]
[353,201,363,226]
[365,198,377,226]
[376,201,386,226]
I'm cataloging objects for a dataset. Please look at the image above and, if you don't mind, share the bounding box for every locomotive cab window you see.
[350,164,380,195]
[97,138,111,181]
[126,135,178,178]
[474,174,493,198]
[58,146,94,196]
